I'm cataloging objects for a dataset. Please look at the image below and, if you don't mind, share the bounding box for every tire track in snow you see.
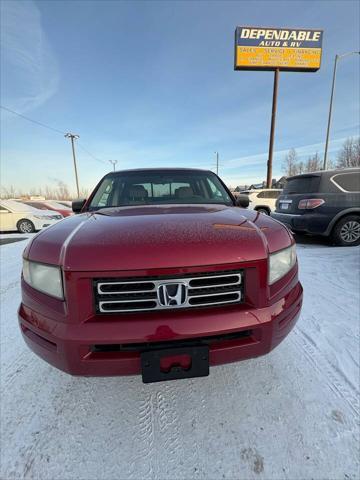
[0,279,20,296]
[128,391,156,479]
[291,327,359,419]
[20,431,49,479]
[187,377,207,477]
[213,364,249,468]
[1,351,29,387]
[2,392,48,479]
[156,384,185,478]
[128,382,188,479]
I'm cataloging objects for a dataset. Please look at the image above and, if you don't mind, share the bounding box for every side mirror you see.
[72,198,87,214]
[235,194,249,208]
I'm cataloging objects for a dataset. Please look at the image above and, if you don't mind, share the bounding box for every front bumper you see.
[18,280,303,377]
[32,218,61,231]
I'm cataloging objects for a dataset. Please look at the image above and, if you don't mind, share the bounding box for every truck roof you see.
[108,168,213,175]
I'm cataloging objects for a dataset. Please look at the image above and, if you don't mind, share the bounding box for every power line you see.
[0,105,66,135]
[1,104,107,166]
[77,142,107,165]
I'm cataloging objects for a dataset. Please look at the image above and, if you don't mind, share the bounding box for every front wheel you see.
[331,215,360,246]
[17,219,35,234]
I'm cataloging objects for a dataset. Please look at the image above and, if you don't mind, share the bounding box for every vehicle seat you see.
[175,187,194,198]
[125,185,148,203]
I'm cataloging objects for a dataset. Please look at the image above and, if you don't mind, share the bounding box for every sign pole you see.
[267,68,279,188]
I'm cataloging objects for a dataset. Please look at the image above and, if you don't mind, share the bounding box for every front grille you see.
[94,270,243,313]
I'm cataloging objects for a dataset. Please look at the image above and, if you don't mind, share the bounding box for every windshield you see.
[88,171,233,210]
[24,202,47,210]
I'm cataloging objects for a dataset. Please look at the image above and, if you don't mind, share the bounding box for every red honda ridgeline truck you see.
[19,169,303,383]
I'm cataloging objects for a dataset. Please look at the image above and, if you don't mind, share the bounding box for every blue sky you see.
[1,0,359,194]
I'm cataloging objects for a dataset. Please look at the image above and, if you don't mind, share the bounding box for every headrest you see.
[175,186,194,198]
[127,185,148,199]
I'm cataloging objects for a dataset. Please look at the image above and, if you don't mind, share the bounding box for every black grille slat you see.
[189,293,240,306]
[99,292,157,301]
[188,284,241,297]
[94,270,243,314]
[189,275,240,288]
[91,330,253,352]
[99,282,155,293]
[100,301,157,312]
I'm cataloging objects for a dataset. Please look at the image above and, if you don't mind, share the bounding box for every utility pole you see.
[323,51,360,170]
[267,68,279,188]
[64,133,80,197]
[109,160,118,172]
[214,151,219,176]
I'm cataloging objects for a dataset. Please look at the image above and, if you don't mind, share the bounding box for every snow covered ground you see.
[1,236,359,480]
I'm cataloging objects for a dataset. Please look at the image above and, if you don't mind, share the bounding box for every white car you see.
[241,189,282,215]
[0,200,63,233]
[55,200,72,208]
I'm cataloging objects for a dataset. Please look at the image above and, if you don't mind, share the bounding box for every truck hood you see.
[26,205,292,271]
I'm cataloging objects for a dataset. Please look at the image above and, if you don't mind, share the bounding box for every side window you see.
[269,190,281,199]
[207,178,226,199]
[332,173,360,192]
[27,202,47,210]
[257,190,281,199]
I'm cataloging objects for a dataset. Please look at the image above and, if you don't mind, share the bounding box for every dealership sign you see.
[234,27,323,71]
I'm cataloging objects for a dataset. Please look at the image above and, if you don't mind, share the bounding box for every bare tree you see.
[297,161,305,174]
[337,137,360,168]
[283,148,299,176]
[0,183,76,200]
[305,152,322,172]
[79,188,89,199]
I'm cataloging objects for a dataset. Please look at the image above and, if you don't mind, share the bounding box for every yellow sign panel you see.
[235,27,323,72]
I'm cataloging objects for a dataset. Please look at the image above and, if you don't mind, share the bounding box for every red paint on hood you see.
[26,205,292,271]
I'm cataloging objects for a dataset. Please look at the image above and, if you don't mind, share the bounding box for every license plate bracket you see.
[141,345,209,383]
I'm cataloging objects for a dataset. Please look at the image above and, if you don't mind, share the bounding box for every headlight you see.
[269,244,297,285]
[23,259,64,299]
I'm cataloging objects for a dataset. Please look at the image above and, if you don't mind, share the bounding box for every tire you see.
[256,208,270,215]
[331,215,360,246]
[17,219,35,234]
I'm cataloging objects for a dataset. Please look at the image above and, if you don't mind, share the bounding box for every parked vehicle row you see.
[23,200,73,217]
[0,199,72,233]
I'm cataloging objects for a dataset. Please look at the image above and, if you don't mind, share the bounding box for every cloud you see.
[223,136,353,170]
[220,136,355,187]
[0,0,59,113]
